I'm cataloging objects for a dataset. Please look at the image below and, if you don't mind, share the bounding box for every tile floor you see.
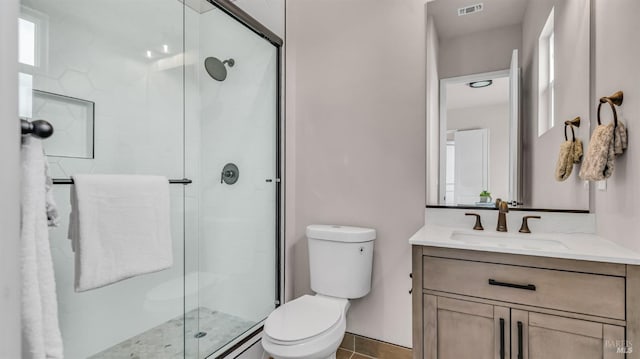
[338,333,412,359]
[90,307,254,359]
[337,347,377,359]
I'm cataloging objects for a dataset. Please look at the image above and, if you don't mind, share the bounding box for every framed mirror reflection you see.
[426,0,591,211]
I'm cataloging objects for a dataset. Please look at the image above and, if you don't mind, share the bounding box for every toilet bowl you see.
[262,225,376,359]
[262,295,349,359]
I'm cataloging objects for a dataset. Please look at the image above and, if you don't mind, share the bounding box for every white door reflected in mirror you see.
[452,129,488,205]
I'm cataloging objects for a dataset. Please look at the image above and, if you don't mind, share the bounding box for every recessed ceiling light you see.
[162,44,169,53]
[468,80,492,88]
[146,50,153,59]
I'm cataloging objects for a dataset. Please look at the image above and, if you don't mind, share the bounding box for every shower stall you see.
[17,0,282,357]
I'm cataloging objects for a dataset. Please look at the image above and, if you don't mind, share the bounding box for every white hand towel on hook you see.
[21,136,63,359]
[68,174,173,292]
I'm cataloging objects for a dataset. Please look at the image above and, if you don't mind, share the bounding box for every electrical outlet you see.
[597,180,607,192]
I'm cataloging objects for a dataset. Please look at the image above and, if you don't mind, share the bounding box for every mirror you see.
[426,0,591,211]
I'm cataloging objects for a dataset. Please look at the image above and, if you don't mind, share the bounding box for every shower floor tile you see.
[89,307,255,359]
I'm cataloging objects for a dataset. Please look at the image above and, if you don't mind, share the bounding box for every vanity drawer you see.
[423,256,625,320]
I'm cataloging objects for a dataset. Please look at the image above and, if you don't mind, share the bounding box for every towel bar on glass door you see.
[52,178,193,185]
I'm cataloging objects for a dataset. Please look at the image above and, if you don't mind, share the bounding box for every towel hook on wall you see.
[601,91,624,106]
[598,91,624,128]
[564,116,581,142]
[564,116,581,128]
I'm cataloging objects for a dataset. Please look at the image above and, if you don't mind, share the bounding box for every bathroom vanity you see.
[410,220,640,359]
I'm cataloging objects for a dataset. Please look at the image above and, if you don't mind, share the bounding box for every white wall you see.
[448,103,511,201]
[593,0,640,249]
[438,24,522,79]
[520,0,590,210]
[286,0,426,347]
[0,0,22,358]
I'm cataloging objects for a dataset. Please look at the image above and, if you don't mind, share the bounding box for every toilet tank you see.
[307,225,376,299]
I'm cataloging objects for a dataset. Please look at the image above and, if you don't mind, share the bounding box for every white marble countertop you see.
[409,224,640,265]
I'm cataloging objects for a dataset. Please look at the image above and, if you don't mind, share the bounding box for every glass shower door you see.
[184,3,280,358]
[18,0,189,358]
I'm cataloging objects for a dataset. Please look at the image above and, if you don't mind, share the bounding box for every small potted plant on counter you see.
[479,190,491,203]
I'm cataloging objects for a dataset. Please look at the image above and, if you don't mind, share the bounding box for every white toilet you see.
[262,225,376,359]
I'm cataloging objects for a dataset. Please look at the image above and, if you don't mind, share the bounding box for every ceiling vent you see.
[458,3,484,16]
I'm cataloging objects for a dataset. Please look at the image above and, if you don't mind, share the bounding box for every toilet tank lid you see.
[306,225,376,243]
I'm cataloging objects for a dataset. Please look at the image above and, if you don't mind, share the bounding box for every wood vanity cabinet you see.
[412,246,640,359]
[424,295,510,358]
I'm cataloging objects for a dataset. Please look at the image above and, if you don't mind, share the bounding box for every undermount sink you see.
[450,230,569,251]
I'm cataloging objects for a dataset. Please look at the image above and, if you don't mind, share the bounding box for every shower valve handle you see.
[220,163,239,185]
[220,170,235,184]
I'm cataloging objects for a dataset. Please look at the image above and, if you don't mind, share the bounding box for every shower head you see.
[204,57,235,81]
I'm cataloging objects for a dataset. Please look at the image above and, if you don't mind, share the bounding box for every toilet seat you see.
[262,295,349,359]
[264,295,343,344]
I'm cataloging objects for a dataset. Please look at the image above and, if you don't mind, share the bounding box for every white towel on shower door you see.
[21,136,64,359]
[68,174,173,292]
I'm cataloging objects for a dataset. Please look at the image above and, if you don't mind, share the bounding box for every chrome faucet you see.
[495,199,509,232]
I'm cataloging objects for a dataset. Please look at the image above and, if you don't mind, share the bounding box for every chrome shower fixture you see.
[204,57,235,81]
